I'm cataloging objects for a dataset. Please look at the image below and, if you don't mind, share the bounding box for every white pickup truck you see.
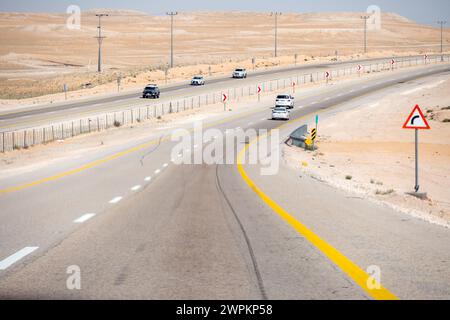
[275,94,295,109]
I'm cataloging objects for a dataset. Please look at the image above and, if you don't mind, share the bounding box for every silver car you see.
[275,94,295,109]
[272,107,290,120]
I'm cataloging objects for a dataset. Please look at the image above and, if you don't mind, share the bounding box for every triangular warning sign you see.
[402,105,430,130]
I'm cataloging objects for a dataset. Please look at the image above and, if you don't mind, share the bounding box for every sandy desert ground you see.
[284,75,450,226]
[0,10,449,100]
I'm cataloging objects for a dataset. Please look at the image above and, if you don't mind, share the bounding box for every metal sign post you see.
[402,104,430,198]
[414,129,419,192]
[117,76,121,92]
[222,93,228,111]
[312,115,318,150]
[63,84,68,100]
[325,71,330,84]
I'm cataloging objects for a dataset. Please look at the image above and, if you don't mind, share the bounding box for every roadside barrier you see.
[1,54,448,152]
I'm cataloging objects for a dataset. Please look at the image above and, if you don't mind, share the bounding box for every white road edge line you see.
[0,247,39,270]
[73,213,96,224]
[131,185,141,191]
[109,196,123,204]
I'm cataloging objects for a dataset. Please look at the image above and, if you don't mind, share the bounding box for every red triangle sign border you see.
[402,104,431,130]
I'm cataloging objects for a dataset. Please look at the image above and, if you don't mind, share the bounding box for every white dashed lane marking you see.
[0,247,39,270]
[131,185,141,191]
[154,169,161,175]
[144,176,152,182]
[163,163,169,168]
[73,213,96,224]
[109,196,123,204]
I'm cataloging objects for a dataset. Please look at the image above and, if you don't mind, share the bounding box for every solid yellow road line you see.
[0,140,158,194]
[1,66,429,195]
[236,128,398,300]
[0,106,264,195]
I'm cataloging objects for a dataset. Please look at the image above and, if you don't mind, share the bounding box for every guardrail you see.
[1,54,449,153]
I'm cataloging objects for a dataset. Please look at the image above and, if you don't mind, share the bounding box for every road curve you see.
[0,64,449,299]
[0,54,443,132]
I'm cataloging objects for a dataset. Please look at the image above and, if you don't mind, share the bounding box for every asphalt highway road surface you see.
[0,62,449,299]
[0,54,442,132]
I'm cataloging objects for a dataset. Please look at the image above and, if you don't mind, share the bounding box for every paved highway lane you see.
[0,64,449,299]
[0,54,443,132]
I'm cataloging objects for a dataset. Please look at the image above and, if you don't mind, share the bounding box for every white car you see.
[275,94,295,109]
[191,76,205,86]
[272,107,290,120]
[232,68,247,79]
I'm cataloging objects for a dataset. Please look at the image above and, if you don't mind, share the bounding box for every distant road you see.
[0,63,449,299]
[0,54,443,132]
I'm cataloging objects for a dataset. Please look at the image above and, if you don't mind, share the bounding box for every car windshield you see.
[145,86,157,91]
[277,95,290,99]
[235,69,244,72]
[193,77,202,80]
[274,107,287,112]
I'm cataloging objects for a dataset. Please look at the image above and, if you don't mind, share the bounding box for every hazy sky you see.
[0,0,448,25]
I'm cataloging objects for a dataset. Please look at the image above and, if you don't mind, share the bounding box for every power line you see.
[438,21,447,61]
[270,12,282,58]
[361,15,370,54]
[95,13,109,73]
[166,12,178,69]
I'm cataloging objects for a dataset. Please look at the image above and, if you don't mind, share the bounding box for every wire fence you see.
[1,54,448,153]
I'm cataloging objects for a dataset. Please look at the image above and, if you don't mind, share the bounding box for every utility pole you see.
[361,15,370,54]
[271,12,282,57]
[166,12,178,68]
[438,21,447,62]
[95,14,109,73]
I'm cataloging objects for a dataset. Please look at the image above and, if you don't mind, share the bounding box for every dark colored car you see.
[142,84,160,99]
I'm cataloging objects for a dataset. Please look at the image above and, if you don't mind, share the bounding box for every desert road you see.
[0,54,443,132]
[0,63,450,299]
